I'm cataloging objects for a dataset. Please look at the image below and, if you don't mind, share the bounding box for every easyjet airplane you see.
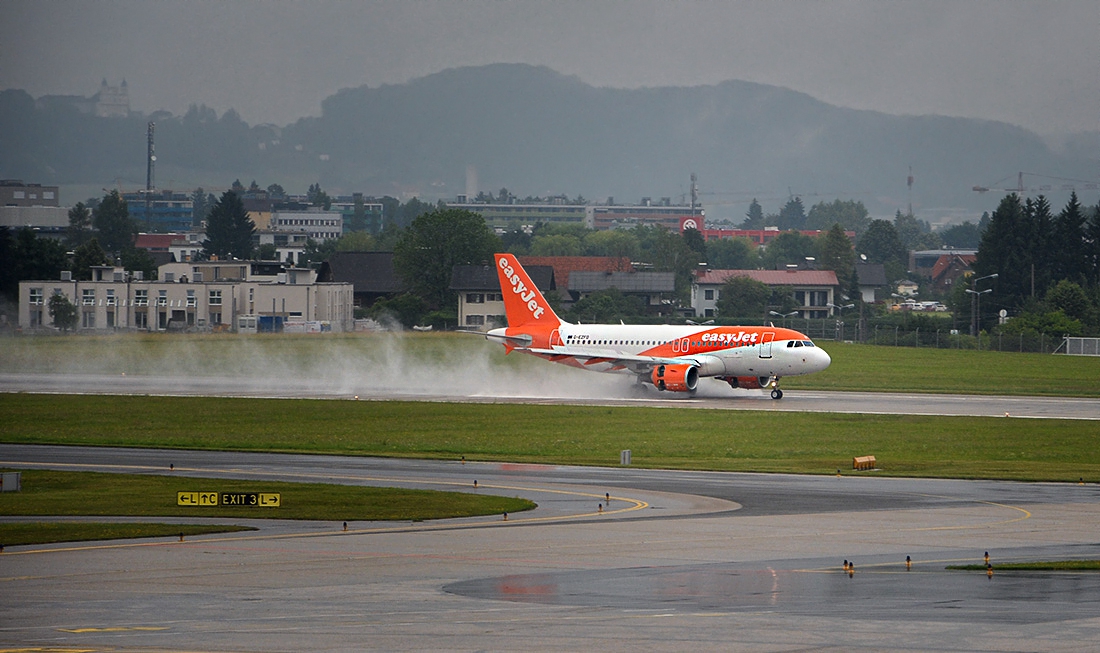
[486,253,831,398]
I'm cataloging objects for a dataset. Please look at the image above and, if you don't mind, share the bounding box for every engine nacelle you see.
[651,364,699,392]
[728,375,773,390]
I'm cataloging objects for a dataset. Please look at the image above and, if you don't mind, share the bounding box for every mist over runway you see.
[5,331,1096,419]
[3,371,1098,420]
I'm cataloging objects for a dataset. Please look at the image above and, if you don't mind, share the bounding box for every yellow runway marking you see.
[1,462,1035,559]
[57,626,168,633]
[0,461,649,556]
[0,649,102,653]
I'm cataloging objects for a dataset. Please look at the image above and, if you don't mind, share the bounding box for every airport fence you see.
[772,318,1068,354]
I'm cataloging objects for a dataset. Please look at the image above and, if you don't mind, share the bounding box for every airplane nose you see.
[815,347,832,371]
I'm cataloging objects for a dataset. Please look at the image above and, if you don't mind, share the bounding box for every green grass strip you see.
[0,469,534,521]
[4,394,1100,481]
[796,342,1100,397]
[947,561,1100,571]
[0,522,254,547]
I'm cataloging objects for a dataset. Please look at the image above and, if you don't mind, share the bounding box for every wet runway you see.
[4,371,1099,419]
[3,445,1100,651]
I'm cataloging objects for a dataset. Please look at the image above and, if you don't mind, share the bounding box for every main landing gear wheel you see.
[770,388,783,400]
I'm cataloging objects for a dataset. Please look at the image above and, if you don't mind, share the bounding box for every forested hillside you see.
[1,64,1094,217]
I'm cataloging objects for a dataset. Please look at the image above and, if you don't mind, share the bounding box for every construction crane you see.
[686,189,874,207]
[972,171,1097,194]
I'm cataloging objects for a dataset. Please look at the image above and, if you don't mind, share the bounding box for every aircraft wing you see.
[524,346,689,374]
[484,331,533,349]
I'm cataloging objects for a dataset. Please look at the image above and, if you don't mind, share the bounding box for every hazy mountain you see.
[1,64,1095,220]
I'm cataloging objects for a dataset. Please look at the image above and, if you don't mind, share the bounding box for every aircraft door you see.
[550,329,564,348]
[759,331,775,359]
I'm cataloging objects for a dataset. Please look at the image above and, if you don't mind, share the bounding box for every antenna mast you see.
[145,121,156,230]
[690,172,698,217]
[907,165,914,216]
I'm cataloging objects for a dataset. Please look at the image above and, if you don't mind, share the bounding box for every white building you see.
[692,269,840,319]
[254,230,308,265]
[270,208,343,242]
[450,263,554,330]
[19,261,354,333]
[1,180,67,237]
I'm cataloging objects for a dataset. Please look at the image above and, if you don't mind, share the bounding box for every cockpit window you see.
[802,341,815,347]
[793,340,803,347]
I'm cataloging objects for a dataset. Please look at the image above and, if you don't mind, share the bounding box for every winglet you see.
[494,253,562,328]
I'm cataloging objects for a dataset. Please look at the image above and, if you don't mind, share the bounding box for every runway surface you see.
[3,444,1100,651]
[4,371,1099,419]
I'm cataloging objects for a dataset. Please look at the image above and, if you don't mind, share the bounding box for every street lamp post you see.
[769,310,798,329]
[826,303,854,341]
[967,273,999,338]
[965,287,993,349]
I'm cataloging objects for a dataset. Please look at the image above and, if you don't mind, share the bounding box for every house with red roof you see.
[517,256,632,290]
[133,232,204,264]
[929,252,977,293]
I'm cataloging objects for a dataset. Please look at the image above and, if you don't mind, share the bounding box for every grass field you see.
[4,393,1099,481]
[0,522,256,547]
[0,469,534,521]
[795,341,1100,397]
[948,561,1100,571]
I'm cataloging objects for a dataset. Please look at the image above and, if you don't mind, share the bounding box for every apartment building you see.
[19,261,354,333]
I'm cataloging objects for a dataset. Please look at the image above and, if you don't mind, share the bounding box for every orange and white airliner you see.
[486,253,831,399]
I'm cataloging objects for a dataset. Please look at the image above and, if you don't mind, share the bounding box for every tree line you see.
[6,183,1099,338]
[970,192,1100,337]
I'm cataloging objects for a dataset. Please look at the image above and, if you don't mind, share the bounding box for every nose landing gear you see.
[769,375,784,400]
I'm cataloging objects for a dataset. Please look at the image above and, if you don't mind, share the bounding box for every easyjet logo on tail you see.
[495,254,560,326]
[499,256,545,320]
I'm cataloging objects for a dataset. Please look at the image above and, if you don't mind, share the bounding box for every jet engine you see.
[651,364,699,392]
[727,375,774,390]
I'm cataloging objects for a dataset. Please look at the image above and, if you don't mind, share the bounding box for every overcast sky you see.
[2,1,1097,135]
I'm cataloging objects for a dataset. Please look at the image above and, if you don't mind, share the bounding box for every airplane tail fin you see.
[494,253,563,328]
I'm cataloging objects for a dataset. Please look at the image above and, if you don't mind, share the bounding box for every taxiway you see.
[3,445,1100,651]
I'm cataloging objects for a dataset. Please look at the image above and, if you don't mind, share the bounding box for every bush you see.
[367,293,427,329]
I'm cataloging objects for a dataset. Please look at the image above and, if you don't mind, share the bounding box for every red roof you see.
[518,256,632,289]
[930,254,975,284]
[134,233,188,250]
[696,269,839,286]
